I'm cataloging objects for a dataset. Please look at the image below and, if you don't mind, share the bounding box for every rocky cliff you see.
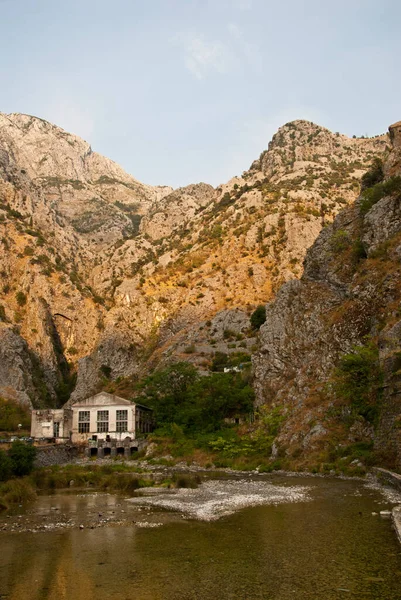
[0,112,388,408]
[253,121,401,470]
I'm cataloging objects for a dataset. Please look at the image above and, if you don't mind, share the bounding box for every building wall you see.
[31,392,153,444]
[31,409,72,441]
[135,406,154,434]
[71,404,136,443]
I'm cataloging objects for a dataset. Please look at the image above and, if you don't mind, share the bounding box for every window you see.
[97,410,109,433]
[78,411,90,434]
[116,410,128,432]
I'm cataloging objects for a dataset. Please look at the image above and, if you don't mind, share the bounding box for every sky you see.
[0,0,400,188]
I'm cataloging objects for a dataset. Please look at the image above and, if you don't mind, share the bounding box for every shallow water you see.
[1,475,401,600]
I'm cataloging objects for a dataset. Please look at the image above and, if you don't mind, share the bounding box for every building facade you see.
[31,392,153,448]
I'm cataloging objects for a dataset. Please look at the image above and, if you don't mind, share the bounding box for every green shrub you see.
[211,352,228,372]
[8,441,36,477]
[100,364,112,379]
[360,176,401,215]
[15,291,27,307]
[250,305,266,329]
[0,450,12,482]
[138,363,254,432]
[0,479,36,509]
[361,158,384,190]
[332,341,382,425]
[0,396,31,431]
[330,229,351,253]
[0,305,6,322]
[351,238,367,262]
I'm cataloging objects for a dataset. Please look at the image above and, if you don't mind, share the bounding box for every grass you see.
[0,479,37,510]
[0,463,202,511]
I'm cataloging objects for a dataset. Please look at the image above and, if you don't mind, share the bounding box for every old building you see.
[31,392,153,455]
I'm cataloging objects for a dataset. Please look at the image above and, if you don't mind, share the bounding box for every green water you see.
[0,476,401,600]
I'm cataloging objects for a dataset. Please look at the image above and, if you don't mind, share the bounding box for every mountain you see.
[0,112,388,408]
[253,120,401,470]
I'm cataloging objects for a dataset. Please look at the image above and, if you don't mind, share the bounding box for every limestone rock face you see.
[0,111,388,406]
[253,122,401,468]
[385,121,401,177]
[0,324,37,407]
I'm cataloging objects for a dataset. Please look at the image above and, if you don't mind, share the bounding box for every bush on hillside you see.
[360,176,401,215]
[361,157,384,190]
[332,341,382,425]
[8,441,36,477]
[250,305,266,329]
[15,291,27,307]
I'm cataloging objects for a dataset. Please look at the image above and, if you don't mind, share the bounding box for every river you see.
[0,473,401,600]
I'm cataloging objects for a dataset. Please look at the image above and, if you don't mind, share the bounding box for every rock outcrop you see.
[253,122,401,469]
[0,112,388,406]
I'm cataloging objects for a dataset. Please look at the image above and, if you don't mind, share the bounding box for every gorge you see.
[1,112,401,471]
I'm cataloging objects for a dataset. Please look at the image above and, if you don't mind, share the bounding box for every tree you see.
[250,305,266,329]
[138,362,199,424]
[188,373,254,431]
[0,450,12,482]
[0,397,30,431]
[8,441,36,477]
[361,157,384,190]
[211,351,229,372]
[138,363,254,432]
[333,342,382,424]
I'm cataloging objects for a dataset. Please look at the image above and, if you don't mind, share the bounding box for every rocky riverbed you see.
[1,471,401,535]
[128,479,311,521]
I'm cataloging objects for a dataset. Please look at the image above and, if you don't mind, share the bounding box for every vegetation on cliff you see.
[0,113,388,406]
[137,362,254,433]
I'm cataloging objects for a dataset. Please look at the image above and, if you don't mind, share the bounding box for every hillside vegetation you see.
[0,113,387,409]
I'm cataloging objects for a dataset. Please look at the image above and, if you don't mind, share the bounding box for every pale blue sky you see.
[1,0,400,188]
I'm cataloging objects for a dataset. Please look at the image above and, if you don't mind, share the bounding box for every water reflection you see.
[0,477,400,600]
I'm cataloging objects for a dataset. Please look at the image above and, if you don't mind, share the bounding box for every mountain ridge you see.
[0,111,389,410]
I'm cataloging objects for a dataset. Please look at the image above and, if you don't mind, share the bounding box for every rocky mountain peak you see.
[0,112,390,410]
[253,119,401,470]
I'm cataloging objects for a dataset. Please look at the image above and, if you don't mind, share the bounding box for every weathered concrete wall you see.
[31,409,72,440]
[372,467,401,492]
[34,445,79,468]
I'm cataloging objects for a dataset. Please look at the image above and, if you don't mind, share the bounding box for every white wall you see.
[71,404,136,443]
[31,409,71,440]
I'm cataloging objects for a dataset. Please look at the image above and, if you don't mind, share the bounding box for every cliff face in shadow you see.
[253,121,401,470]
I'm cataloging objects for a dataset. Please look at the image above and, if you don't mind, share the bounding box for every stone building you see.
[31,392,153,455]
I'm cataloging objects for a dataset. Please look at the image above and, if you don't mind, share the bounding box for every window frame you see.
[78,410,90,434]
[97,410,109,433]
[116,409,128,433]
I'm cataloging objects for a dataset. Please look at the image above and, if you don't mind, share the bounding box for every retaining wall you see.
[34,445,79,468]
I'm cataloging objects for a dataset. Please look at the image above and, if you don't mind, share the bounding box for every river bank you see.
[1,465,401,533]
[2,472,401,600]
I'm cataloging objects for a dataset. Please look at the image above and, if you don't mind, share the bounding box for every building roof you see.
[70,391,152,411]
